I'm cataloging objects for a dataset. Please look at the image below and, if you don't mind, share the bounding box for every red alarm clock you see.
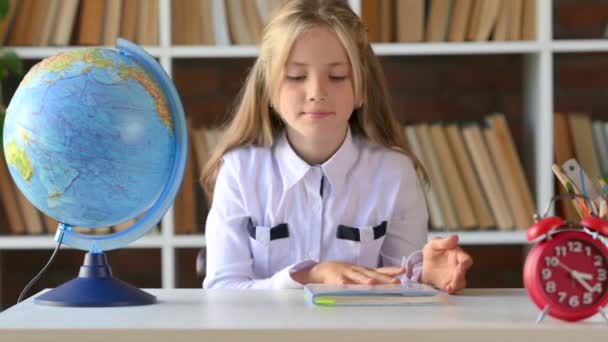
[524,207,608,322]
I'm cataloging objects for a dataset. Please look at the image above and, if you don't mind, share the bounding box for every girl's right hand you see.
[292,261,405,285]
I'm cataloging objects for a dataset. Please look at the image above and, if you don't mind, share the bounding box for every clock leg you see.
[599,307,608,324]
[536,305,550,324]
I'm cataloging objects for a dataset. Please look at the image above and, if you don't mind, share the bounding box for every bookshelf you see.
[0,0,604,290]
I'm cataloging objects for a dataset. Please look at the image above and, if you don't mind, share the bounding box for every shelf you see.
[166,45,259,58]
[428,231,527,245]
[551,39,608,53]
[372,41,541,55]
[0,235,165,250]
[12,40,608,60]
[121,42,543,59]
[9,41,543,61]
[0,231,525,250]
[12,46,163,59]
[172,235,206,248]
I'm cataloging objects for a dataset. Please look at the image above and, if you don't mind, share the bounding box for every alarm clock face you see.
[525,231,608,321]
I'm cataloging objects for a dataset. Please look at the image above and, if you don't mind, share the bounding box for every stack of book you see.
[1,0,159,46]
[405,113,535,231]
[362,0,536,43]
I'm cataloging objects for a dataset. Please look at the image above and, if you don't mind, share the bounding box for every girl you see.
[201,0,472,293]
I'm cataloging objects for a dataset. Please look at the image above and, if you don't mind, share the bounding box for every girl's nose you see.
[308,76,327,102]
[308,94,327,102]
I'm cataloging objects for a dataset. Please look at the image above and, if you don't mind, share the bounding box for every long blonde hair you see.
[201,0,427,197]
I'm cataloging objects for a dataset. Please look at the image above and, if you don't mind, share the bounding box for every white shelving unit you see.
[1,0,604,288]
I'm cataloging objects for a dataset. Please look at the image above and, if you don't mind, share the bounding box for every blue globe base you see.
[34,252,156,307]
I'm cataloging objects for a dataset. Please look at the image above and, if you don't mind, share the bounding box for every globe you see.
[2,39,187,306]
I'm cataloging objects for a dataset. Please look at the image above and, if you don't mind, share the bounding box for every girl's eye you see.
[329,76,347,81]
[286,75,305,81]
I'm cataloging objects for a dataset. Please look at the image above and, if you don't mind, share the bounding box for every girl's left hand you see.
[420,235,473,294]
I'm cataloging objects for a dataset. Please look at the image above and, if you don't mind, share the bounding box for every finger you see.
[448,267,468,294]
[449,277,467,294]
[375,266,406,276]
[346,269,375,285]
[457,251,474,269]
[355,267,400,284]
[429,235,459,251]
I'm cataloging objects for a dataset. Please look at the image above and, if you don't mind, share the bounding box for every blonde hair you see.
[201,0,427,198]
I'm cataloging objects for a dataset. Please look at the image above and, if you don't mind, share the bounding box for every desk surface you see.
[0,288,606,342]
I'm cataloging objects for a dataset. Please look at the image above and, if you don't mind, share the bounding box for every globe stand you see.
[34,252,156,307]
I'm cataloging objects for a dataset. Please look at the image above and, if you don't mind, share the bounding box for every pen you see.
[599,179,608,197]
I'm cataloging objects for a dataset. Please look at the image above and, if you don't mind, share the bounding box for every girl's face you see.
[274,26,356,142]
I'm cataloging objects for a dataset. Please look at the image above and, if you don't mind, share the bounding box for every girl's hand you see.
[421,235,473,294]
[292,261,405,285]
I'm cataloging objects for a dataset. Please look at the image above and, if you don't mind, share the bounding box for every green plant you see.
[0,0,23,144]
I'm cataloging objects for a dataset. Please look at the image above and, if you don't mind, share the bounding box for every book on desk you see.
[304,280,444,306]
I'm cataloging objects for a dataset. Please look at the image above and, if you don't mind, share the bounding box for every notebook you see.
[304,280,444,306]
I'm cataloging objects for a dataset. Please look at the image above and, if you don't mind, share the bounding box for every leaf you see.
[0,0,8,21]
[0,50,22,76]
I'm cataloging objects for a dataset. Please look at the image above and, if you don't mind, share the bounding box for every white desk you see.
[0,289,605,342]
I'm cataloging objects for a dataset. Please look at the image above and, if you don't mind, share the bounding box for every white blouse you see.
[203,128,429,289]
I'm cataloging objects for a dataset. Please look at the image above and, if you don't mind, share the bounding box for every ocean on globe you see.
[2,47,175,229]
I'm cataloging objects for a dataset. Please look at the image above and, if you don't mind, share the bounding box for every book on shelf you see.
[425,0,452,42]
[404,125,445,230]
[470,0,500,42]
[78,0,105,46]
[172,0,210,45]
[38,0,60,46]
[174,121,198,234]
[137,0,159,45]
[592,121,608,177]
[52,0,80,46]
[396,0,424,42]
[521,0,536,40]
[0,158,26,235]
[361,0,380,42]
[462,123,514,230]
[447,0,471,42]
[508,0,523,40]
[304,281,443,306]
[568,113,602,184]
[483,123,531,229]
[415,123,459,230]
[120,0,138,42]
[428,123,477,229]
[378,0,393,42]
[553,113,579,220]
[102,0,122,46]
[444,123,495,229]
[242,0,263,43]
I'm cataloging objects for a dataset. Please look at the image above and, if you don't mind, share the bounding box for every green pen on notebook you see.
[314,298,336,305]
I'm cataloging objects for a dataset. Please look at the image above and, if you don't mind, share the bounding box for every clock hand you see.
[557,261,596,291]
[572,271,596,293]
[573,271,593,280]
[557,260,574,273]
[557,261,593,279]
